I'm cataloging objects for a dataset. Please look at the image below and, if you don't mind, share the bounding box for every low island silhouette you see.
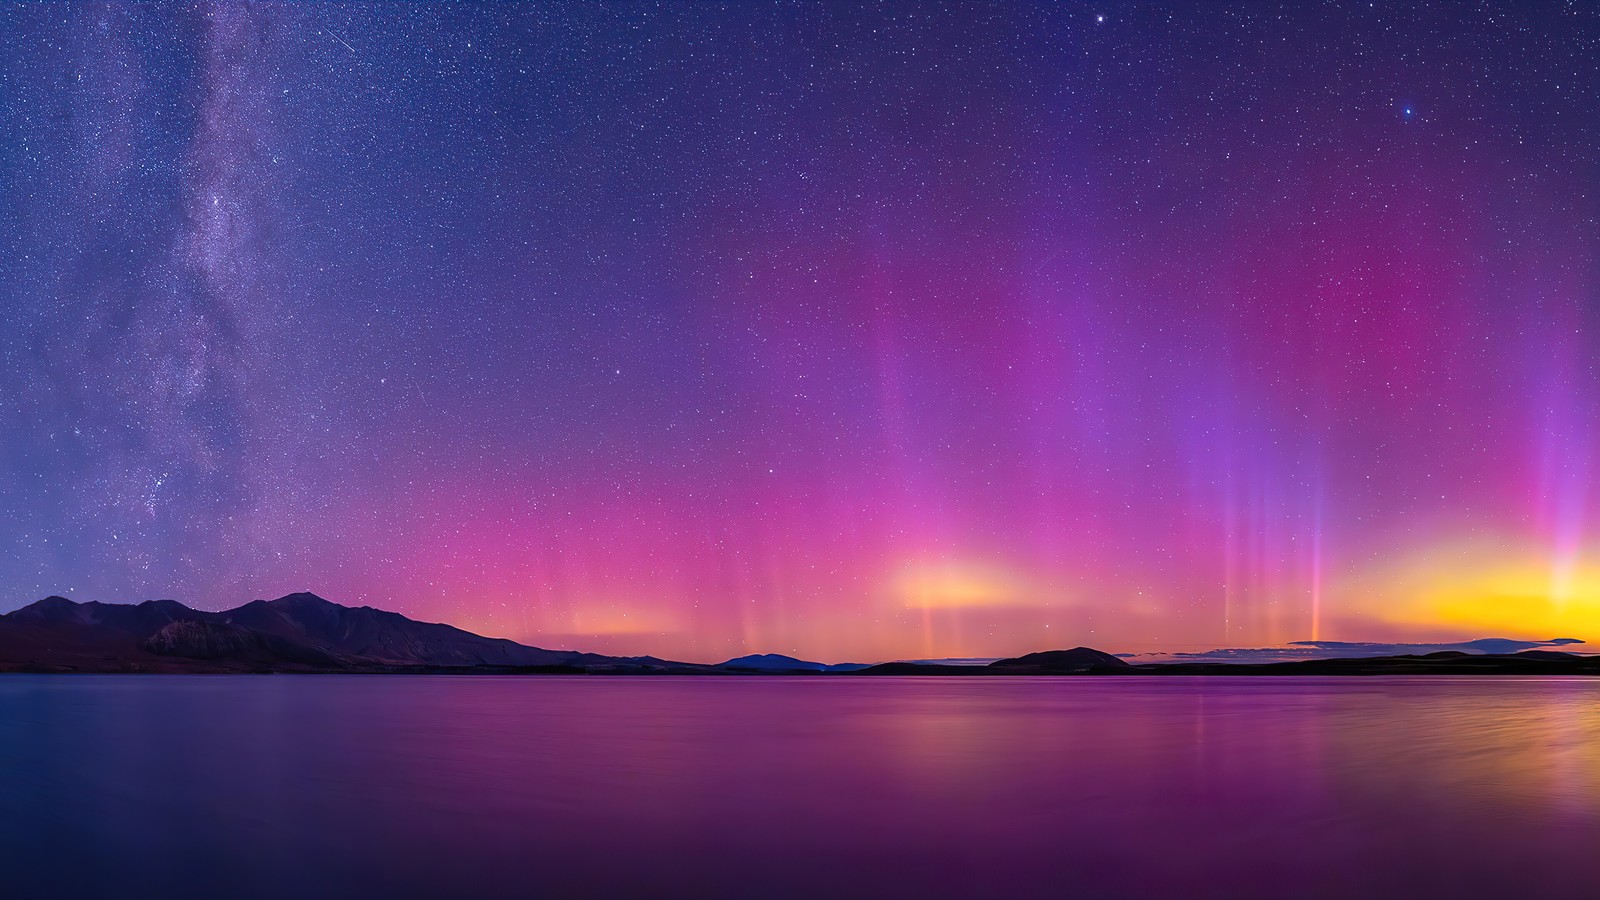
[0,592,1592,676]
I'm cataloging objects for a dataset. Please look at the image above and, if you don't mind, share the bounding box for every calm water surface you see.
[2,676,1599,899]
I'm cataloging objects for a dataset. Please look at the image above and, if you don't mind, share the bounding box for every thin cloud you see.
[1128,637,1587,664]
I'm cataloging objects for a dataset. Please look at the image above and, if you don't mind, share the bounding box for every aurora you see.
[1,2,1597,663]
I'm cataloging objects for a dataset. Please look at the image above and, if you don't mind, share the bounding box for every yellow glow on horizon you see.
[894,560,1033,610]
[1351,539,1600,638]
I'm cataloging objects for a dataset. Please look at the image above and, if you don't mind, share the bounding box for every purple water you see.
[2,676,1598,899]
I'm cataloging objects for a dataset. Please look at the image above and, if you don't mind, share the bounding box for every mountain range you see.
[1,593,1596,676]
[0,593,635,674]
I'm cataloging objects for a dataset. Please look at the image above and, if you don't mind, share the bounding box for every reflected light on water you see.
[1,676,1599,899]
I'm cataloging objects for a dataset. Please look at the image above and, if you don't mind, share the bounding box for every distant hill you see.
[990,647,1132,673]
[717,653,870,673]
[860,646,1132,675]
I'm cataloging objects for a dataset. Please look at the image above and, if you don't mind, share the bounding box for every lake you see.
[2,676,1598,898]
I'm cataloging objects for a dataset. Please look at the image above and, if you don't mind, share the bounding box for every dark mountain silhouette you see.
[718,653,870,672]
[854,661,991,675]
[0,593,601,673]
[218,592,579,667]
[860,646,1132,675]
[0,597,211,667]
[141,620,349,667]
[8,596,195,635]
[990,647,1132,673]
[1511,649,1581,661]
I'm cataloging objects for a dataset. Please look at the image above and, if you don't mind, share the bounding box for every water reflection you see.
[1,676,1597,898]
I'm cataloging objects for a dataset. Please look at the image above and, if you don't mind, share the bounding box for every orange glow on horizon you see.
[893,560,1036,611]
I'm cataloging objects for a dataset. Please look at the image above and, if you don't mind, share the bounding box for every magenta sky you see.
[2,4,1598,661]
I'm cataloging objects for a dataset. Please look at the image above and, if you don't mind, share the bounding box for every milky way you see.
[2,3,1599,662]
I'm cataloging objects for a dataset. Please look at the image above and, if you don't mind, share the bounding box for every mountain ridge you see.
[0,593,609,673]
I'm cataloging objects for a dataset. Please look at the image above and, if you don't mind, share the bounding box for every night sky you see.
[2,2,1598,662]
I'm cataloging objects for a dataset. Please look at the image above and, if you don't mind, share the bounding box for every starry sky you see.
[2,2,1599,662]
